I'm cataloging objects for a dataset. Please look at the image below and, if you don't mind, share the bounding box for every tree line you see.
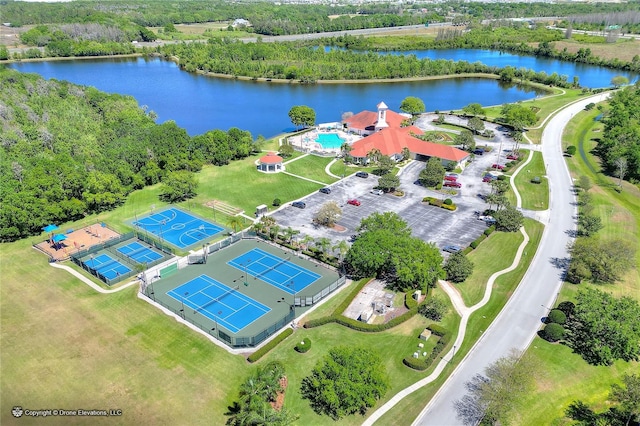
[596,83,640,183]
[0,69,258,242]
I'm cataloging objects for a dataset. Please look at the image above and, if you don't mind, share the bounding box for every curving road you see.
[410,92,611,426]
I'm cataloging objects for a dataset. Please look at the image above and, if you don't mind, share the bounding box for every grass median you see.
[508,149,549,210]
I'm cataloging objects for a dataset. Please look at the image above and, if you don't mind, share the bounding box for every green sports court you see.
[143,236,345,348]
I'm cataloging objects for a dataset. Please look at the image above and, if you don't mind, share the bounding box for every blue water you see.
[316,133,345,149]
[7,49,631,137]
[330,48,637,89]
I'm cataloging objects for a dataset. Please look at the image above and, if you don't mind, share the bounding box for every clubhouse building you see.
[343,102,470,168]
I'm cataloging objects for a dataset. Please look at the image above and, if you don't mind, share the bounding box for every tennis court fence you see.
[70,232,172,286]
[145,290,295,348]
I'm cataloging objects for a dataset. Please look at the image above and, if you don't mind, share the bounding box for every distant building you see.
[232,19,251,28]
[344,102,470,168]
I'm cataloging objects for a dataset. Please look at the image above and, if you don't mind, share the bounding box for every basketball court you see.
[133,207,224,249]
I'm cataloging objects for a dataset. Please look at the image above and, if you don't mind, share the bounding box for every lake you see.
[7,50,631,138]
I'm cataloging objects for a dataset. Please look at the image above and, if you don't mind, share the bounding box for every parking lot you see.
[271,147,509,253]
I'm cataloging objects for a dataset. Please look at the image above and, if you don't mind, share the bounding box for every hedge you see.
[470,234,487,249]
[295,337,311,353]
[247,328,293,363]
[483,225,496,236]
[402,324,452,371]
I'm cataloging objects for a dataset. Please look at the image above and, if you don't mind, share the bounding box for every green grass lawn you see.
[282,154,338,184]
[192,154,323,214]
[456,229,526,306]
[511,150,549,210]
[0,239,247,426]
[328,159,381,178]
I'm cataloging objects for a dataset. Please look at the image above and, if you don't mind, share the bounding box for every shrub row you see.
[247,328,293,363]
[483,225,496,236]
[295,337,311,353]
[402,324,452,371]
[422,196,457,211]
[470,234,487,249]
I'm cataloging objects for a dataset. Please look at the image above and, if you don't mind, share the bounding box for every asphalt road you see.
[411,92,611,426]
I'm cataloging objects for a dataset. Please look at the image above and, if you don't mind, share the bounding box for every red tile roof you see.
[350,127,469,162]
[259,153,283,164]
[344,109,408,132]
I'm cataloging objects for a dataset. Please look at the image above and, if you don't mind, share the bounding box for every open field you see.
[554,38,640,64]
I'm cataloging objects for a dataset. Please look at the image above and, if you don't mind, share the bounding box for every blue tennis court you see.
[227,248,321,294]
[167,275,270,333]
[117,241,163,263]
[133,207,224,249]
[83,253,131,280]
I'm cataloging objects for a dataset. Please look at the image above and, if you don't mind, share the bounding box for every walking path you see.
[325,158,341,179]
[281,171,329,186]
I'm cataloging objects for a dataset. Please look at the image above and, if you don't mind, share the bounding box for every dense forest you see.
[597,83,640,183]
[0,69,257,242]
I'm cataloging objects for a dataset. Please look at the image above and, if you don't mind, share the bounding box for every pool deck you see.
[288,128,362,155]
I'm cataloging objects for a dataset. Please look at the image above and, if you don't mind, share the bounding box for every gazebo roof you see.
[259,153,283,164]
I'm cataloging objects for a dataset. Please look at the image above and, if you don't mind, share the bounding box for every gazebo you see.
[257,153,284,173]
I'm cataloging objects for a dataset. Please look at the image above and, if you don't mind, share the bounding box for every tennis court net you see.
[254,256,291,281]
[194,285,240,314]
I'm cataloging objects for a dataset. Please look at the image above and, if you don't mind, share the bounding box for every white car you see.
[371,189,384,195]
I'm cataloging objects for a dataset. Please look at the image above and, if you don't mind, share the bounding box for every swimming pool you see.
[315,133,345,149]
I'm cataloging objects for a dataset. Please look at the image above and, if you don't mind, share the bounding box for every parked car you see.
[319,187,331,194]
[478,215,496,224]
[445,173,459,179]
[482,176,493,183]
[443,181,462,188]
[356,171,369,178]
[443,245,462,253]
[347,199,361,206]
[444,175,458,182]
[507,154,519,160]
[370,189,384,195]
[491,164,505,170]
[292,201,306,209]
[473,149,484,155]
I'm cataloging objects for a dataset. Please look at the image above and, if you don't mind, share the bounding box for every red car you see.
[482,176,493,183]
[443,181,462,188]
[444,175,458,182]
[347,199,361,206]
[491,164,505,170]
[507,154,519,160]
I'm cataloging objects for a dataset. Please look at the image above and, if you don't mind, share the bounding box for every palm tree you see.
[340,142,353,159]
[366,148,382,164]
[300,235,314,251]
[332,240,349,262]
[269,224,281,241]
[315,237,331,258]
[227,216,245,233]
[281,227,300,244]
